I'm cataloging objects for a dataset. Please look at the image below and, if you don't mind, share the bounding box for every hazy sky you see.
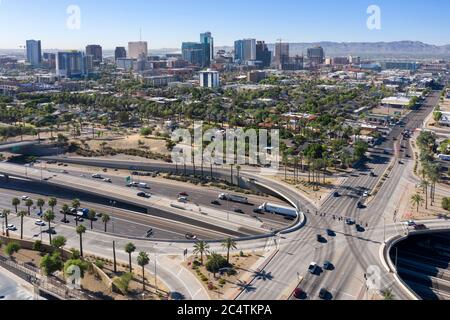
[1,0,449,50]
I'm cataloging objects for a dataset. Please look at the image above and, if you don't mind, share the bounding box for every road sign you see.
[126,176,132,183]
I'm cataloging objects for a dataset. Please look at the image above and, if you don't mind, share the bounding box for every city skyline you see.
[0,0,450,50]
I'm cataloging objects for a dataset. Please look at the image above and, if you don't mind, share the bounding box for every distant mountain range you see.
[217,41,450,59]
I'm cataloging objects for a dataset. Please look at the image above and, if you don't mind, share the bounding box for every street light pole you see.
[154,252,158,294]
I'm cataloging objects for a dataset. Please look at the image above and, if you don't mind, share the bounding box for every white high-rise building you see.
[128,41,148,59]
[199,69,220,88]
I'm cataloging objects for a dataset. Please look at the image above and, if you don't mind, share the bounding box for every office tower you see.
[42,53,56,69]
[307,46,325,68]
[332,57,350,65]
[199,69,220,88]
[114,47,127,61]
[256,41,272,68]
[116,58,136,71]
[128,41,148,59]
[26,40,42,67]
[56,51,86,78]
[182,42,207,67]
[234,39,256,63]
[200,32,214,67]
[349,56,361,65]
[275,42,289,69]
[85,44,103,63]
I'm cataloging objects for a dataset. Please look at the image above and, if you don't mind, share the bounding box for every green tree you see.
[64,259,89,279]
[72,199,81,211]
[40,252,63,275]
[2,209,10,237]
[76,225,87,257]
[48,197,57,214]
[61,203,70,222]
[87,209,96,230]
[125,242,136,273]
[137,251,150,293]
[36,198,45,213]
[17,210,28,240]
[411,193,424,212]
[12,198,20,214]
[102,214,111,232]
[442,197,450,211]
[222,238,237,264]
[113,272,133,295]
[32,240,43,252]
[51,235,67,252]
[4,242,21,257]
[24,198,33,215]
[383,288,395,300]
[193,241,210,265]
[43,210,55,244]
[205,252,229,278]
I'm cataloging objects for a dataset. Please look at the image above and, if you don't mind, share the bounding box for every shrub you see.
[113,272,133,295]
[205,253,229,275]
[239,251,245,257]
[64,259,89,278]
[442,197,450,211]
[32,240,43,252]
[4,242,21,257]
[70,248,81,260]
[219,278,226,286]
[94,259,105,269]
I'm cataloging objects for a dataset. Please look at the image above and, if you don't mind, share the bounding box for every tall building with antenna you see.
[128,41,148,59]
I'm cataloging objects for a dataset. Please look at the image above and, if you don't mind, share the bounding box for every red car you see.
[293,288,305,299]
[178,192,189,197]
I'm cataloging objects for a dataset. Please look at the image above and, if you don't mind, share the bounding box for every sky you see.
[0,0,449,50]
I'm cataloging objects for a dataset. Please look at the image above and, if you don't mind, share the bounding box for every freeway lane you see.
[0,180,246,240]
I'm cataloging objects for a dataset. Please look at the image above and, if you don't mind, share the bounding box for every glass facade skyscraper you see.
[26,40,42,67]
[200,32,214,67]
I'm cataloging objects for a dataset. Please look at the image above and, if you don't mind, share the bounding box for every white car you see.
[406,220,417,227]
[178,196,188,203]
[363,191,369,197]
[92,174,103,179]
[35,220,46,227]
[22,195,30,201]
[103,178,112,183]
[7,224,17,231]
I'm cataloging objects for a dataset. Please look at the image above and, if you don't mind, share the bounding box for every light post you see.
[1,215,4,236]
[154,252,158,294]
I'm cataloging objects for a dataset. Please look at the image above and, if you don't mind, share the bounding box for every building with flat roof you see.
[85,45,103,63]
[275,42,289,70]
[26,40,42,67]
[128,41,148,59]
[199,69,220,88]
[234,39,256,64]
[56,51,86,78]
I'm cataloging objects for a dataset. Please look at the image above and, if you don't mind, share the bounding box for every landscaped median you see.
[0,235,168,300]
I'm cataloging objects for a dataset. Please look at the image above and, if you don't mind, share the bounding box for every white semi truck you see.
[218,193,249,204]
[256,202,298,218]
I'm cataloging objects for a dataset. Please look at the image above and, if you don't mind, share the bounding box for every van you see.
[138,182,149,189]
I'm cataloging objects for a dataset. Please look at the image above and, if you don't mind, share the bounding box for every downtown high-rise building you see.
[128,41,148,59]
[256,41,272,68]
[200,31,214,67]
[234,39,256,64]
[307,46,325,68]
[85,44,103,63]
[115,47,127,60]
[56,51,86,78]
[275,42,289,69]
[26,40,42,67]
[182,42,207,67]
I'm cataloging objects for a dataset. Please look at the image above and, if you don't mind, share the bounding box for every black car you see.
[333,192,340,197]
[326,229,335,237]
[185,233,197,240]
[137,192,150,198]
[319,288,329,300]
[234,208,244,214]
[211,200,221,206]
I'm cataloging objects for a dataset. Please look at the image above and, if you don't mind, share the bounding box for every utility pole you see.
[154,252,158,294]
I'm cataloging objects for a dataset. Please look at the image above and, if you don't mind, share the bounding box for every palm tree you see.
[48,197,57,214]
[25,199,33,215]
[222,238,237,264]
[43,210,55,244]
[419,180,429,209]
[102,214,111,232]
[193,241,210,265]
[137,251,150,293]
[125,242,136,273]
[12,198,20,214]
[87,209,96,230]
[17,210,28,240]
[2,209,10,237]
[61,204,70,222]
[411,193,424,212]
[76,225,87,257]
[71,199,81,211]
[36,198,45,214]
